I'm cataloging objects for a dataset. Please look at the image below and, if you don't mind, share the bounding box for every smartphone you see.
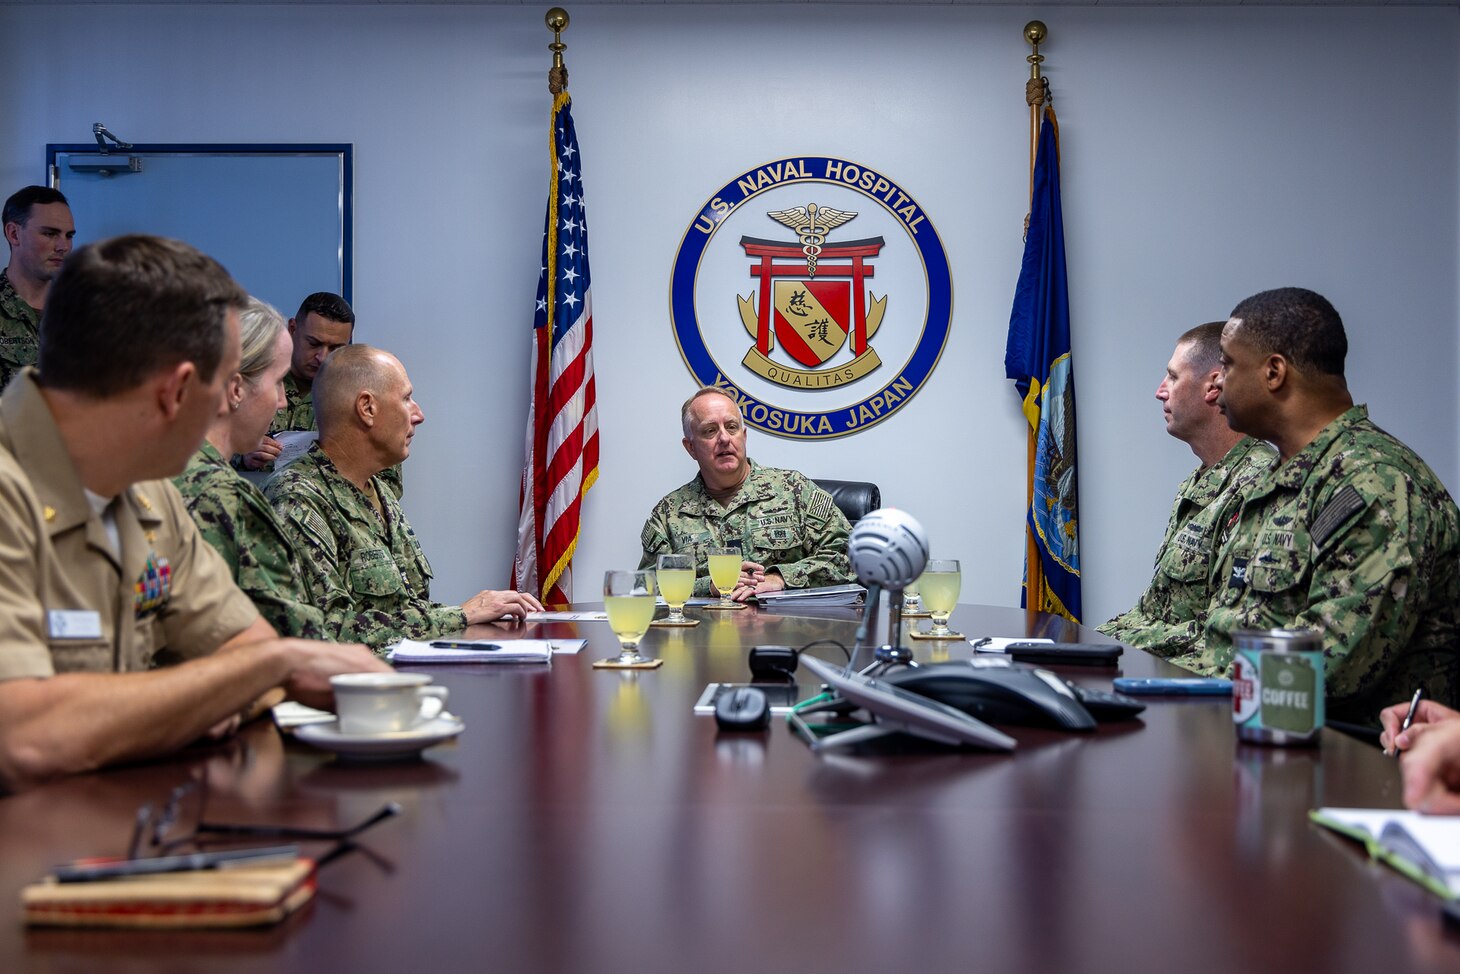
[999,642,1123,666]
[1112,677,1233,696]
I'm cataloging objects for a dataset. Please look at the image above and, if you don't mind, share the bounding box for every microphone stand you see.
[858,584,916,678]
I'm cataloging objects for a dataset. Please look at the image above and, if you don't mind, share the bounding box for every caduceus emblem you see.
[766,203,858,277]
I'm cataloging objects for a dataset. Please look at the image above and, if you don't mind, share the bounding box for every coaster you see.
[908,629,965,641]
[901,611,933,619]
[701,602,747,611]
[593,657,665,670]
[650,617,701,628]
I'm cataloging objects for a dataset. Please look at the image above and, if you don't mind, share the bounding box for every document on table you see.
[755,583,867,607]
[388,639,583,663]
[527,611,609,622]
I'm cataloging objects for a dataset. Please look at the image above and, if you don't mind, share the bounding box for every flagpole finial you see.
[546,7,570,93]
[1024,21,1049,107]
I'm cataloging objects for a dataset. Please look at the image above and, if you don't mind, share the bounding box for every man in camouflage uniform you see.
[241,292,404,497]
[1099,322,1274,655]
[1191,288,1460,726]
[1,187,74,390]
[267,345,541,643]
[639,387,852,600]
[0,235,385,783]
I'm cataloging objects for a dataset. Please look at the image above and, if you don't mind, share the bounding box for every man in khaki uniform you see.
[1099,321,1274,655]
[0,235,386,786]
[639,387,852,601]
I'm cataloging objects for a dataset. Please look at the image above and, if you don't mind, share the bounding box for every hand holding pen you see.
[1380,690,1459,755]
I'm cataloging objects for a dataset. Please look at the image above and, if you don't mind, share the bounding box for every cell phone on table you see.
[999,642,1123,666]
[1112,677,1233,696]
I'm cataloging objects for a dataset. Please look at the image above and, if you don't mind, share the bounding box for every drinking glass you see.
[901,575,922,614]
[656,554,695,624]
[705,546,745,611]
[603,570,657,664]
[919,559,961,637]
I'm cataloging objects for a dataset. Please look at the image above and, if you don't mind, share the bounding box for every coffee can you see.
[1231,628,1325,746]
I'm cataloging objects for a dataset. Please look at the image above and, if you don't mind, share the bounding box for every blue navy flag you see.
[514,91,599,606]
[1005,105,1081,623]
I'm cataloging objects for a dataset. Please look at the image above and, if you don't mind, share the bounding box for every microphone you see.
[847,509,929,672]
[849,508,929,590]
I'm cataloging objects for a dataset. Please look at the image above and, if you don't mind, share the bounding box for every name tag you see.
[48,610,103,640]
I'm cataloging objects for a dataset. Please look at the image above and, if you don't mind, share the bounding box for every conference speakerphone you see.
[797,656,1016,753]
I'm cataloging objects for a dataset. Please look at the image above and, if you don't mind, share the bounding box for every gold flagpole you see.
[547,7,569,92]
[1023,21,1048,613]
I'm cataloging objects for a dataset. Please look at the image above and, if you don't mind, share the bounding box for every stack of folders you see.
[1311,807,1460,898]
[387,639,557,664]
[754,583,867,608]
[22,856,316,928]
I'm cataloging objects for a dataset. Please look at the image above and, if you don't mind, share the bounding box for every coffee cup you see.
[331,672,449,735]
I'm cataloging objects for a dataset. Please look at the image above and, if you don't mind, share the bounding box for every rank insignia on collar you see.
[1228,557,1250,589]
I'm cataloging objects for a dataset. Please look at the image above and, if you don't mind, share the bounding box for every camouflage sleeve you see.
[1286,471,1428,701]
[379,463,404,500]
[772,475,853,589]
[270,481,465,653]
[1096,610,1204,658]
[638,498,716,597]
[639,494,674,569]
[178,475,245,578]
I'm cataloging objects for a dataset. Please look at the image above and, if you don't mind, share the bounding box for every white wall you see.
[1,4,1455,623]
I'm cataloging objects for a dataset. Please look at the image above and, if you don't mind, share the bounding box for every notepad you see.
[22,858,316,928]
[1310,807,1460,898]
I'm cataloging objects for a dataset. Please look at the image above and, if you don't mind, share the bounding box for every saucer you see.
[293,715,465,762]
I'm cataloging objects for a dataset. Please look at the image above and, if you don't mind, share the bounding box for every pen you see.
[428,641,501,651]
[54,845,300,883]
[1400,687,1425,734]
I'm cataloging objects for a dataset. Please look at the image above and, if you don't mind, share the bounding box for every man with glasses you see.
[0,235,388,787]
[638,386,852,601]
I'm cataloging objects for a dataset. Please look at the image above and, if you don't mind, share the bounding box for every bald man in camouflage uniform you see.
[639,387,852,600]
[177,440,405,652]
[1099,322,1275,655]
[240,292,403,498]
[268,345,540,645]
[1184,288,1460,726]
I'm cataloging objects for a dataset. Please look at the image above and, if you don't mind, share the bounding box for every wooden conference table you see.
[1,602,1457,974]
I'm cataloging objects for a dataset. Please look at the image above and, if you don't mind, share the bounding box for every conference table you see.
[1,602,1456,974]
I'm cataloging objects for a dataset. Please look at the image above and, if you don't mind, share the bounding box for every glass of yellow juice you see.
[902,574,922,613]
[919,559,961,637]
[705,546,745,610]
[603,570,657,664]
[656,554,695,624]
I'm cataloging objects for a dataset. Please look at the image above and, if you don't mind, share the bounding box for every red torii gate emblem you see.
[737,210,886,389]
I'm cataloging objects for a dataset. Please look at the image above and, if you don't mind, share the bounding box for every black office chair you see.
[813,479,881,526]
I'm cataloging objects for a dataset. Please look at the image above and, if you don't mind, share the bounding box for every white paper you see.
[526,611,609,622]
[272,700,337,728]
[387,638,581,663]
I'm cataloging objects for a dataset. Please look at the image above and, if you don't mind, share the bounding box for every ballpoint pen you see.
[1391,687,1425,757]
[1400,687,1425,734]
[428,641,501,650]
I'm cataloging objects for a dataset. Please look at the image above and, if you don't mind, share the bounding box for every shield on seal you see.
[772,279,851,367]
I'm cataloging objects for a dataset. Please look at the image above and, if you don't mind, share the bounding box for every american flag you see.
[514,91,599,606]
